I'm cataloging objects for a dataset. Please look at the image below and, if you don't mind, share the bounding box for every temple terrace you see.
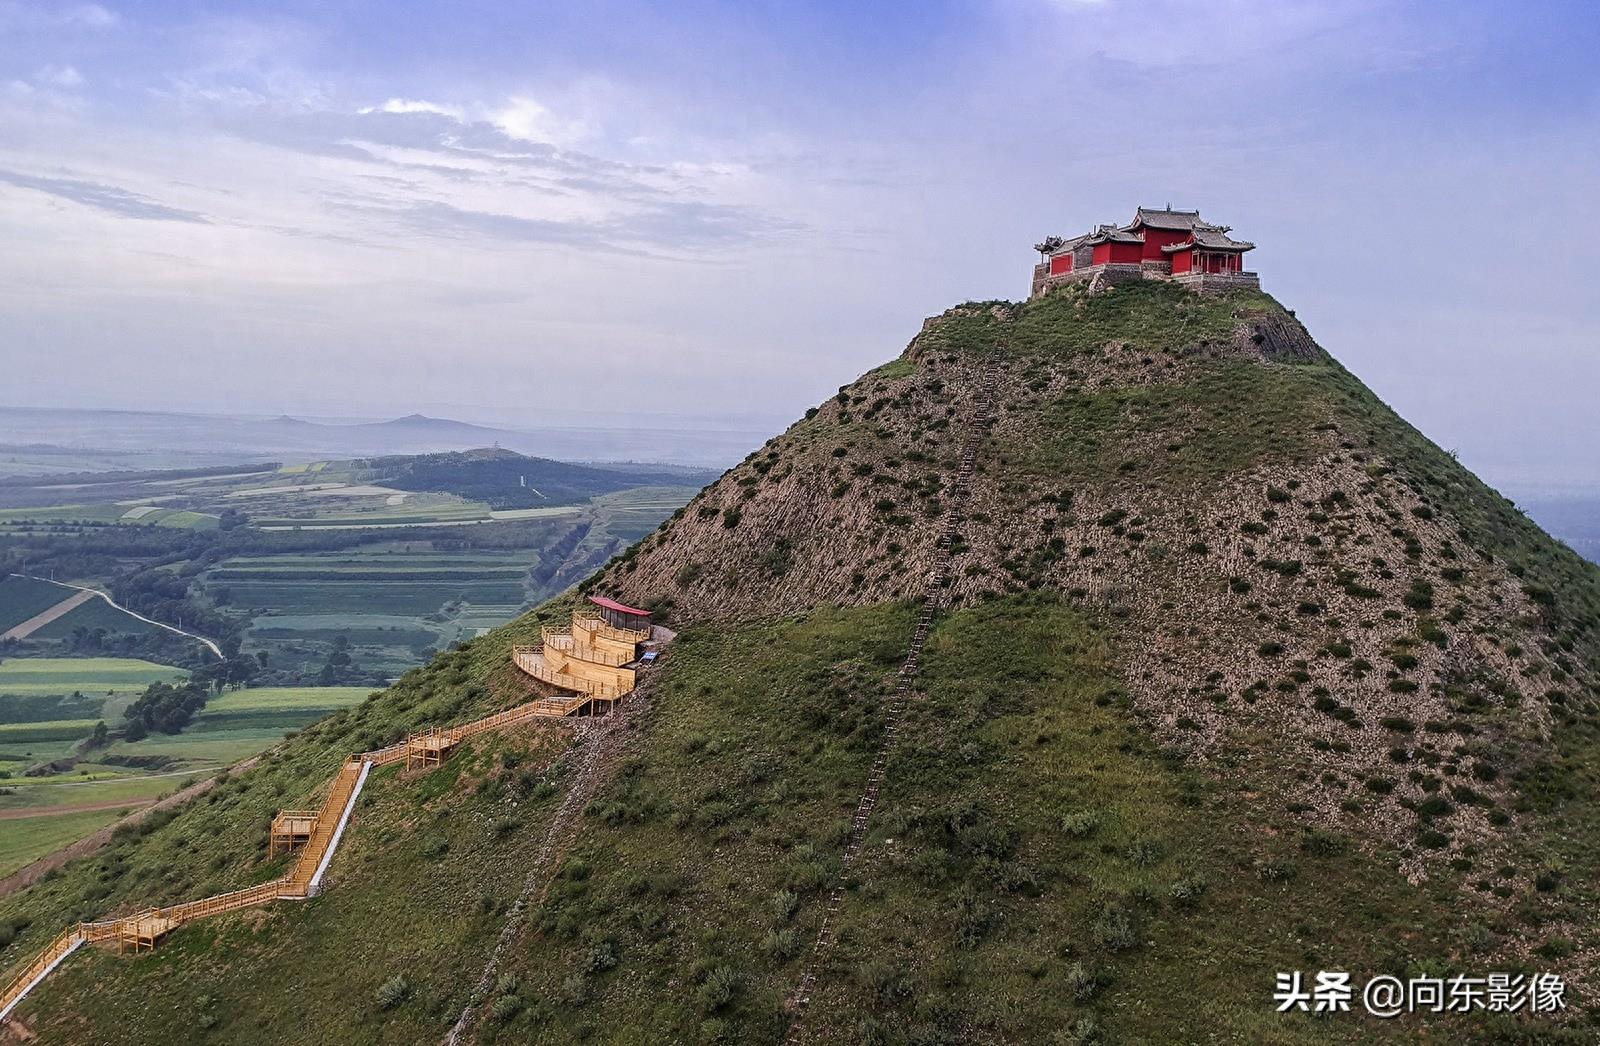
[1031,206,1259,298]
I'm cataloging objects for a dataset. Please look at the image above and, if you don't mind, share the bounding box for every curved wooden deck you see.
[0,680,624,1025]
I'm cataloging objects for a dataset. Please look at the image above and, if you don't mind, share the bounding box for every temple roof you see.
[1161,223,1256,252]
[1126,206,1204,231]
[1043,233,1090,256]
[1084,223,1143,245]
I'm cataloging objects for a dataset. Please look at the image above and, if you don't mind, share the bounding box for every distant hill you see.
[364,448,719,508]
[0,407,769,471]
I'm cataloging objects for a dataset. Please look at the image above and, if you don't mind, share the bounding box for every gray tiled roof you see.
[1160,222,1255,252]
[1084,223,1142,245]
[1127,206,1203,231]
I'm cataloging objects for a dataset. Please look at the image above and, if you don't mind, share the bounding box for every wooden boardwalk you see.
[0,680,626,1025]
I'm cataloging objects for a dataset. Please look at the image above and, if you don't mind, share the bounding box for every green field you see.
[0,684,371,875]
[99,685,373,771]
[0,808,131,878]
[0,772,189,813]
[0,657,186,697]
[29,595,161,639]
[0,575,76,633]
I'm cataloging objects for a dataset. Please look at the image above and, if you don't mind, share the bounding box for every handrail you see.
[0,630,643,1023]
[511,648,627,698]
[572,610,650,644]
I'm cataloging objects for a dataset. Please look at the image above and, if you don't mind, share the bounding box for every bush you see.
[1255,855,1298,882]
[697,964,741,1013]
[762,929,799,962]
[1092,902,1139,952]
[1064,961,1105,1002]
[770,888,799,923]
[1060,811,1100,838]
[490,993,522,1022]
[375,975,411,1010]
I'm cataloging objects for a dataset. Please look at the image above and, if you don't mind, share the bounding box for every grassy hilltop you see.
[4,282,1599,1043]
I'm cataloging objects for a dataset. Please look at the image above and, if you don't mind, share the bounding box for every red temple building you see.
[1031,206,1258,298]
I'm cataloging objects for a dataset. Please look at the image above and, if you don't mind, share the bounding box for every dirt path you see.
[0,798,155,821]
[446,705,640,1045]
[0,591,94,641]
[0,757,257,899]
[3,575,222,660]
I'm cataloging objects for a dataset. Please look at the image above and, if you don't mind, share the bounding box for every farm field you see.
[0,679,371,877]
[0,808,129,878]
[1,450,708,686]
[28,594,162,640]
[0,576,78,634]
[0,657,184,697]
[0,771,188,810]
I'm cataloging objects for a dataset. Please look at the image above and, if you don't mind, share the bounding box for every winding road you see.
[4,575,222,660]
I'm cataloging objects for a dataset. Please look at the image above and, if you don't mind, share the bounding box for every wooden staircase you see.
[0,683,616,1025]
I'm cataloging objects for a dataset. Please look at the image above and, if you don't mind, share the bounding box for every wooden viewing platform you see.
[118,912,178,954]
[269,811,319,856]
[406,727,462,770]
[510,596,663,715]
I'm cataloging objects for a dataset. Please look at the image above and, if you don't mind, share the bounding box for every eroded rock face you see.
[1232,307,1322,361]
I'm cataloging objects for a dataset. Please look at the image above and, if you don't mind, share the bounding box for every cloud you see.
[35,64,83,88]
[491,96,596,147]
[350,194,794,254]
[0,169,208,222]
[362,97,465,120]
[63,4,118,29]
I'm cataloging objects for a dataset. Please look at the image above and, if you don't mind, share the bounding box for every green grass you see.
[1007,361,1327,487]
[0,808,131,878]
[0,657,186,697]
[201,687,374,713]
[482,603,916,1042]
[0,575,77,633]
[28,593,161,639]
[0,719,99,745]
[0,773,192,813]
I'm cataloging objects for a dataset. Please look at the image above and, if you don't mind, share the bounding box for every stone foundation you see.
[1031,261,1260,299]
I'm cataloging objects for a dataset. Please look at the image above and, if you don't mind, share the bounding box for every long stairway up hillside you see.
[0,683,619,1026]
[783,359,1002,1042]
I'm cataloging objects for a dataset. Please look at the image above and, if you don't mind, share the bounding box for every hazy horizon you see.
[2,1,1598,490]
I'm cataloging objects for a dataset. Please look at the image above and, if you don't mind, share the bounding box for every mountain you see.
[0,408,767,470]
[367,447,720,508]
[3,281,1598,1044]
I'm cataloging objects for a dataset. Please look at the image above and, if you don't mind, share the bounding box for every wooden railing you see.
[163,878,296,922]
[0,928,82,1020]
[511,647,628,698]
[573,610,650,645]
[0,666,636,1023]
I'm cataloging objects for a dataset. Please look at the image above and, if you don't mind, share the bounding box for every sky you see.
[0,0,1597,489]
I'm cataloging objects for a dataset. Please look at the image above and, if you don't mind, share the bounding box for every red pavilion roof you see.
[587,595,652,618]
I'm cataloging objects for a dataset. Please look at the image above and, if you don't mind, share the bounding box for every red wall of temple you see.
[1049,254,1073,276]
[1170,250,1193,274]
[1092,242,1143,265]
[1138,227,1190,260]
